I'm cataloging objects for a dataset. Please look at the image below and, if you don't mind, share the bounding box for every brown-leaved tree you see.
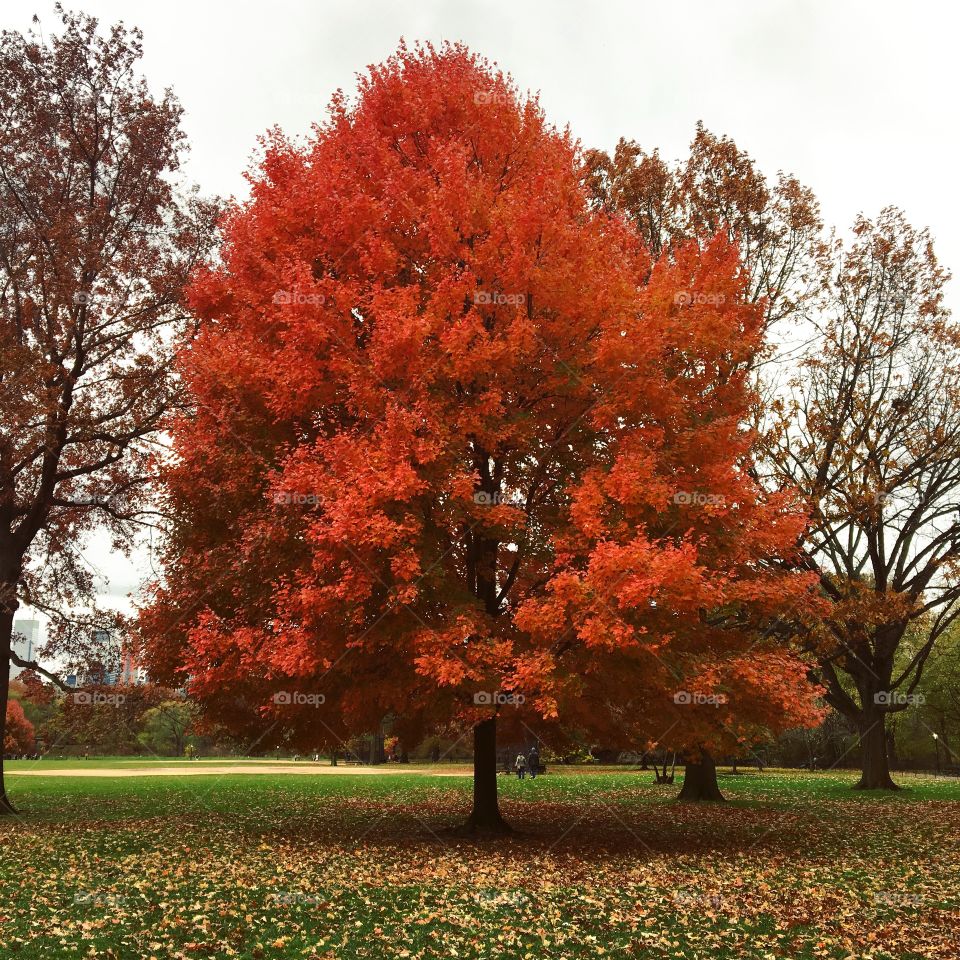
[0,8,217,812]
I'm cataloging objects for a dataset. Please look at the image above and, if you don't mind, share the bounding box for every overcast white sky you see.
[7,0,958,627]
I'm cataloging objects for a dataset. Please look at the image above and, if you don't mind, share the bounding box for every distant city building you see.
[119,650,148,685]
[116,646,148,685]
[32,626,148,692]
[9,619,40,679]
[87,626,147,686]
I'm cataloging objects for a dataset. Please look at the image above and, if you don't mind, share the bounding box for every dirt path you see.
[7,763,472,778]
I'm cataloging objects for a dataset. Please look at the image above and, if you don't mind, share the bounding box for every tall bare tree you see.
[0,8,217,812]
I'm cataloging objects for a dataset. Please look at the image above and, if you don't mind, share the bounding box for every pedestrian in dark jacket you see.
[528,746,540,779]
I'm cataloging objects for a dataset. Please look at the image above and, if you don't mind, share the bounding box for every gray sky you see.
[7,0,957,624]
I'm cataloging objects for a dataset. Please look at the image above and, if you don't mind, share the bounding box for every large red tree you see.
[142,43,822,828]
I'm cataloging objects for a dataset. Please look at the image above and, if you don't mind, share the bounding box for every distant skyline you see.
[6,0,957,627]
[9,618,38,679]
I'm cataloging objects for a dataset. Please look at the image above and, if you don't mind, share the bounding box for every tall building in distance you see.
[9,619,40,679]
[91,628,118,684]
[120,646,148,685]
[7,622,148,687]
[87,626,147,686]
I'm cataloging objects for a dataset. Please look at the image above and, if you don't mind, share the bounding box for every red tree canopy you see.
[5,699,34,754]
[12,671,54,706]
[142,42,823,759]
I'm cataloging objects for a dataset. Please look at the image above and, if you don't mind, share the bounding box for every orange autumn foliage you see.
[141,42,823,759]
[4,699,34,755]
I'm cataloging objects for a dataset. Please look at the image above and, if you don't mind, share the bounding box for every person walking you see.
[528,746,540,780]
[515,751,527,780]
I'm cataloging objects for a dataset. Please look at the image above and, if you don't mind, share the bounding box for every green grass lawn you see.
[0,766,957,959]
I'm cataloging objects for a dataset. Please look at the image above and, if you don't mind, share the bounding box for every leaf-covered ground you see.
[0,765,958,959]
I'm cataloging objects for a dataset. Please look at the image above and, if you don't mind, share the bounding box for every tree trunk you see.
[678,750,725,802]
[0,604,17,814]
[886,725,897,767]
[459,716,511,833]
[854,717,899,790]
[653,756,674,784]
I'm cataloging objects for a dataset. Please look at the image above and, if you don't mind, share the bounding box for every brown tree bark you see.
[0,603,17,814]
[854,717,899,790]
[678,750,725,802]
[460,716,511,833]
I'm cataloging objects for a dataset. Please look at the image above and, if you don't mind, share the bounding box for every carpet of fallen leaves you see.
[0,769,958,959]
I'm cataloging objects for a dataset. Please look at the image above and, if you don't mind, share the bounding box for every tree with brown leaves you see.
[0,8,217,812]
[583,122,828,335]
[763,207,960,789]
